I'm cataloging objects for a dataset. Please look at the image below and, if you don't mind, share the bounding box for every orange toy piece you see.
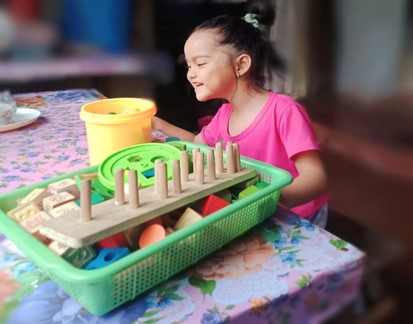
[139,224,166,248]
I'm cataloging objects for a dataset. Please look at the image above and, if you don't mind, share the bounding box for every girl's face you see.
[184,29,238,102]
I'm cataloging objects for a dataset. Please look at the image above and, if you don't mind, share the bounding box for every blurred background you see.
[0,0,412,322]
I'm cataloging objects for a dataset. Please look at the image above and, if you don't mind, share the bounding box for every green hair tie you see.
[243,13,264,30]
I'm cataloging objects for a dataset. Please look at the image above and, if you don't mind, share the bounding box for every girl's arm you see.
[152,116,206,144]
[279,150,328,208]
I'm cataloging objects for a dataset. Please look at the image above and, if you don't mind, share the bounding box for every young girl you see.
[152,0,329,227]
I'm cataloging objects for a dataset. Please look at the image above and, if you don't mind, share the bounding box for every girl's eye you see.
[197,63,206,67]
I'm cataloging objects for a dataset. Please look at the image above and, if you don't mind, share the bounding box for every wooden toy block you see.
[174,207,203,230]
[197,194,230,216]
[49,241,96,268]
[7,203,41,222]
[20,211,52,245]
[42,192,76,211]
[49,240,72,256]
[48,202,80,218]
[48,178,80,199]
[98,232,129,248]
[63,246,96,268]
[18,188,52,210]
[20,211,51,233]
[238,185,260,200]
[49,241,73,257]
[84,247,130,270]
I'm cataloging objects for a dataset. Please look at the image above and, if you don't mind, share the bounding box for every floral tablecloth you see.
[0,89,365,323]
[0,89,103,194]
[0,207,364,324]
[0,89,167,194]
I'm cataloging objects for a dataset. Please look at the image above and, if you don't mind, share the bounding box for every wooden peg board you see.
[39,168,257,248]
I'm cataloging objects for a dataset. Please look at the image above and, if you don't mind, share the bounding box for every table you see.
[0,53,173,85]
[0,90,365,323]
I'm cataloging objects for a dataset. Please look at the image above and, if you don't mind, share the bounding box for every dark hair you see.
[191,0,284,91]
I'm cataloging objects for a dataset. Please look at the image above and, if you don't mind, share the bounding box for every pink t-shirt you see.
[201,91,328,217]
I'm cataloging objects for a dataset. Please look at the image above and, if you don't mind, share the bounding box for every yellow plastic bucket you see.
[80,98,156,165]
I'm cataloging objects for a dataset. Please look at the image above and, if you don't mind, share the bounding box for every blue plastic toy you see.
[84,247,130,270]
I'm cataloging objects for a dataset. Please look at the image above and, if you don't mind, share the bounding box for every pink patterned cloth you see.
[0,89,103,194]
[0,89,167,195]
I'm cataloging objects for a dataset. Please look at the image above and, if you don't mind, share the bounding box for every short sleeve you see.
[278,103,320,159]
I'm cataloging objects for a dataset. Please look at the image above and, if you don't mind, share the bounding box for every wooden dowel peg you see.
[180,150,189,182]
[80,179,92,222]
[207,149,216,181]
[172,159,182,194]
[225,142,235,174]
[232,143,241,172]
[195,152,205,185]
[192,148,200,175]
[128,169,139,208]
[114,168,125,205]
[154,159,162,194]
[215,142,223,174]
[158,162,168,199]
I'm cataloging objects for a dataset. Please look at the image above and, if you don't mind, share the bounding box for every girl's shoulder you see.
[271,92,301,108]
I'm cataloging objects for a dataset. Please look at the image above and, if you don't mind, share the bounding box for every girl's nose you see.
[187,68,195,80]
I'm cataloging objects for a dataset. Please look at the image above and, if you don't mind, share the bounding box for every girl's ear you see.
[235,54,252,77]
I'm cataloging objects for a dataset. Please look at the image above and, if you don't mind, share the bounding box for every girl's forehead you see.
[186,30,219,49]
[184,29,231,57]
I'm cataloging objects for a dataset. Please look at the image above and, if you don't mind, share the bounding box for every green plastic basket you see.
[0,142,292,316]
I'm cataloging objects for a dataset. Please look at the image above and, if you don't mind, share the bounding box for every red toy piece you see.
[98,232,128,248]
[197,194,230,216]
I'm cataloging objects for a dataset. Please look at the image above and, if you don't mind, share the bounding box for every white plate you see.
[0,108,41,132]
